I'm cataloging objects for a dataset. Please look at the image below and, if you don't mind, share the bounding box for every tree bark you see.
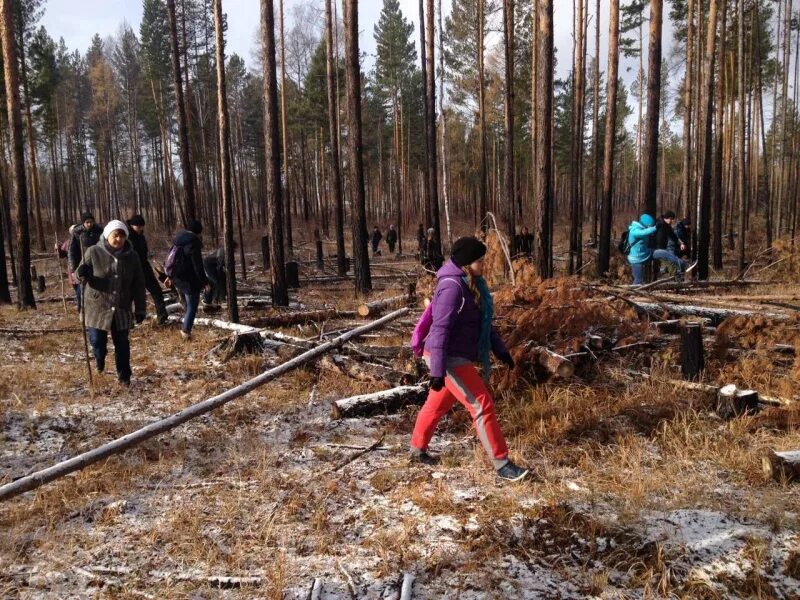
[0,0,34,309]
[640,0,663,218]
[166,0,197,223]
[736,0,747,273]
[278,0,293,258]
[214,0,239,323]
[325,0,347,277]
[535,0,554,279]
[682,0,695,221]
[260,0,289,306]
[478,0,488,222]
[343,0,371,294]
[426,0,441,249]
[597,0,619,277]
[503,0,516,254]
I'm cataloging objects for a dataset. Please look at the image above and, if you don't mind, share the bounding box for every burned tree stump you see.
[716,384,760,419]
[260,236,270,270]
[286,261,300,288]
[762,450,800,483]
[680,323,705,380]
[37,275,45,293]
[314,229,324,271]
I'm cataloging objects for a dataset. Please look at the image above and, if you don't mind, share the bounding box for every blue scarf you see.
[463,275,493,378]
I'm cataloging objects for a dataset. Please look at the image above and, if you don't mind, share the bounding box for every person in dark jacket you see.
[386,224,398,254]
[202,245,235,306]
[422,228,444,271]
[675,218,691,258]
[127,214,168,324]
[514,226,534,258]
[169,220,209,340]
[410,237,529,482]
[68,212,103,309]
[653,211,695,281]
[371,226,383,256]
[76,220,146,385]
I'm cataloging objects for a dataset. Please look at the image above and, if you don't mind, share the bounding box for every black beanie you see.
[662,210,676,219]
[186,219,203,235]
[451,236,487,267]
[128,214,145,227]
[80,211,94,223]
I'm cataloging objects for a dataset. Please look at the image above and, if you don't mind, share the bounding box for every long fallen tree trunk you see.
[331,384,429,419]
[0,308,411,502]
[357,288,416,318]
[629,301,789,324]
[250,308,356,328]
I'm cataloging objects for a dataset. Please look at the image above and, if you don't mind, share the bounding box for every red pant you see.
[411,360,509,469]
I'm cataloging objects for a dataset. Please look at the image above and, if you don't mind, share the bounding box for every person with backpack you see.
[75,220,146,386]
[167,220,209,340]
[625,214,658,285]
[371,226,383,256]
[68,212,103,310]
[127,214,168,324]
[409,236,529,482]
[653,211,696,281]
[386,224,398,254]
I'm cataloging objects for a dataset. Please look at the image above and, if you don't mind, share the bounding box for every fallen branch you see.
[0,308,410,501]
[357,289,416,318]
[81,565,262,589]
[628,301,789,324]
[250,308,355,328]
[331,384,429,419]
[319,354,408,385]
[329,434,386,472]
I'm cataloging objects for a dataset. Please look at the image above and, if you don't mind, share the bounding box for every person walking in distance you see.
[386,224,398,254]
[127,214,169,324]
[68,212,103,311]
[75,220,146,386]
[167,220,209,341]
[371,226,383,256]
[410,236,529,482]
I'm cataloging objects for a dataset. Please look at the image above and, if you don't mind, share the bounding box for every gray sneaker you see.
[497,461,529,482]
[409,450,440,466]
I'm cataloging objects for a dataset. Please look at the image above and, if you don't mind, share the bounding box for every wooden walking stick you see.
[54,233,67,314]
[78,236,94,387]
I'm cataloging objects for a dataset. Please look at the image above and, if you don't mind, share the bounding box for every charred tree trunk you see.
[736,0,747,273]
[0,0,34,308]
[260,0,289,306]
[478,0,488,222]
[278,0,293,259]
[504,0,516,254]
[426,0,441,249]
[343,0,371,294]
[597,0,619,277]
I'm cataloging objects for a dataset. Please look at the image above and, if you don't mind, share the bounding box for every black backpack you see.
[617,228,632,256]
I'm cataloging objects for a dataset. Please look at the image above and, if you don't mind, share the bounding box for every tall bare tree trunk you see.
[569,0,586,273]
[535,0,553,278]
[438,0,452,249]
[418,0,431,229]
[325,0,347,276]
[343,0,371,294]
[598,0,619,277]
[0,0,34,308]
[697,0,721,281]
[712,0,727,269]
[260,0,288,305]
[478,0,488,223]
[682,0,695,220]
[167,0,197,222]
[640,0,663,218]
[736,0,747,272]
[591,0,601,245]
[278,0,293,258]
[426,0,440,249]
[17,37,44,252]
[503,0,515,253]
[214,0,239,323]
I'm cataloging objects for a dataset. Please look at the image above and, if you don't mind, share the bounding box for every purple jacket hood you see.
[423,259,507,377]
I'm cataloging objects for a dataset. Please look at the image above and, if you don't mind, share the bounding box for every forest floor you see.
[1,245,800,599]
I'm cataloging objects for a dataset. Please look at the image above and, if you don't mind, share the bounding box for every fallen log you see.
[630,279,767,293]
[532,347,575,378]
[250,308,355,328]
[80,565,262,589]
[0,308,411,501]
[357,288,416,318]
[331,384,428,419]
[761,450,800,483]
[629,301,789,325]
[400,573,415,600]
[319,354,408,385]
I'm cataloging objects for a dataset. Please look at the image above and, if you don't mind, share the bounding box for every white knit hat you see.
[103,219,129,240]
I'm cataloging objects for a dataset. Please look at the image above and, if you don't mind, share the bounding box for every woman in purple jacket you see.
[410,237,529,481]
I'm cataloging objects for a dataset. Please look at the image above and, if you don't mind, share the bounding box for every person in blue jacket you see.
[627,214,657,284]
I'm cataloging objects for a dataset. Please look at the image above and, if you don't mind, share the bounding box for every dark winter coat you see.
[371,230,383,246]
[68,223,103,272]
[79,239,146,332]
[386,229,398,246]
[515,233,534,256]
[203,247,225,275]
[171,229,208,294]
[127,227,159,286]
[424,260,508,378]
[654,220,680,251]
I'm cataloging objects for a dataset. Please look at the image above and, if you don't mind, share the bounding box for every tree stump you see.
[37,275,45,293]
[762,450,800,483]
[285,261,300,288]
[716,384,760,419]
[260,236,270,270]
[315,235,324,271]
[680,323,704,380]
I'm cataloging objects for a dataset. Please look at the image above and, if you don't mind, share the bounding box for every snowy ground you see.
[1,298,799,599]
